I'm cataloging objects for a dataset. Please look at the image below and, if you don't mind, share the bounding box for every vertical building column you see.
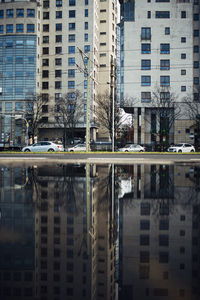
[134,108,138,143]
[141,107,145,144]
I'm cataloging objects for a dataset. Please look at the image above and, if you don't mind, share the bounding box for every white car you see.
[118,144,145,152]
[68,144,87,152]
[167,143,195,153]
[22,141,64,152]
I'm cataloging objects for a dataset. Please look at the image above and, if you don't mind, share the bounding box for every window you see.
[16,24,24,33]
[55,81,62,89]
[84,45,90,53]
[43,24,49,32]
[147,11,151,18]
[56,11,62,18]
[160,43,170,54]
[69,10,75,18]
[27,24,34,32]
[0,10,4,18]
[156,11,170,18]
[55,47,62,54]
[140,251,149,263]
[194,61,199,68]
[69,34,75,42]
[69,0,76,5]
[160,76,170,86]
[43,12,49,19]
[159,252,169,263]
[43,59,49,66]
[194,77,199,85]
[55,58,62,65]
[159,219,169,230]
[141,27,151,40]
[6,24,13,33]
[43,0,49,8]
[181,53,186,59]
[141,60,151,70]
[6,9,13,18]
[85,22,88,29]
[56,0,62,7]
[194,45,199,53]
[194,29,199,37]
[68,46,75,53]
[68,81,75,89]
[68,57,75,65]
[140,220,150,230]
[141,43,151,54]
[159,235,169,246]
[43,47,49,55]
[181,11,186,18]
[56,24,62,31]
[160,60,170,70]
[160,92,170,102]
[165,27,170,35]
[181,69,186,75]
[141,203,150,215]
[0,25,3,34]
[55,70,62,77]
[141,76,151,86]
[194,93,199,101]
[16,9,24,17]
[42,82,49,89]
[27,9,35,17]
[56,35,62,43]
[85,9,88,17]
[68,69,75,78]
[69,23,75,30]
[85,33,88,41]
[181,37,186,43]
[43,36,49,43]
[194,14,199,21]
[140,235,149,245]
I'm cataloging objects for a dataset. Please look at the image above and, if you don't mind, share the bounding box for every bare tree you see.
[182,94,200,149]
[145,86,181,149]
[25,94,49,144]
[95,91,134,144]
[54,90,85,148]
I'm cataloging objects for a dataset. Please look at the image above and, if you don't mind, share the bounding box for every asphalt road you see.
[0,152,200,165]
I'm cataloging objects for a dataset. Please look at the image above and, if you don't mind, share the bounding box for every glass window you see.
[68,69,75,78]
[160,60,170,70]
[141,59,151,70]
[56,0,62,7]
[15,102,23,111]
[194,29,199,37]
[5,102,12,111]
[27,9,35,17]
[85,22,88,29]
[194,45,199,53]
[181,37,186,43]
[84,45,90,53]
[160,76,170,86]
[160,43,170,54]
[156,11,170,18]
[140,220,150,230]
[0,25,3,34]
[16,9,24,17]
[6,9,13,18]
[56,35,62,43]
[6,40,13,47]
[69,10,75,18]
[85,0,88,4]
[141,76,151,86]
[141,27,151,40]
[84,33,88,41]
[6,24,13,33]
[16,24,24,33]
[194,77,199,85]
[68,81,75,89]
[55,58,62,65]
[68,46,75,53]
[165,27,170,35]
[55,46,62,54]
[194,13,199,21]
[85,9,88,17]
[56,11,62,18]
[0,10,4,18]
[141,92,151,102]
[194,61,199,68]
[141,43,151,54]
[181,53,186,59]
[181,11,186,18]
[68,57,75,66]
[69,0,76,5]
[68,34,75,42]
[56,23,62,31]
[27,24,35,32]
[55,81,62,89]
[69,23,75,30]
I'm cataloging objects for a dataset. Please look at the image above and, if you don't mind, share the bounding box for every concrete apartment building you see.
[119,0,200,148]
[0,0,118,146]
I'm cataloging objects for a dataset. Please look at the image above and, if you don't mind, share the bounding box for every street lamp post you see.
[107,82,115,152]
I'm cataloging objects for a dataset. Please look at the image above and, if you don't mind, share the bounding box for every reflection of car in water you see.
[67,144,87,152]
[167,143,195,153]
[22,141,64,152]
[118,144,145,152]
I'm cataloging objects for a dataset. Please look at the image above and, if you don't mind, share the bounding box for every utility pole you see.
[76,48,92,152]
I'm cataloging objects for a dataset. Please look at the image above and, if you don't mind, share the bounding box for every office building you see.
[119,0,200,147]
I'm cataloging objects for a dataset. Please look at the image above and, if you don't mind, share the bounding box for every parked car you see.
[22,141,64,152]
[118,144,145,152]
[67,144,87,152]
[167,143,195,153]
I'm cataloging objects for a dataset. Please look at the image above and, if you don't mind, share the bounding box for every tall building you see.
[119,0,200,148]
[0,0,118,146]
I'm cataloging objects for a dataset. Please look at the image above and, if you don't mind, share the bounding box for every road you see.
[0,152,200,165]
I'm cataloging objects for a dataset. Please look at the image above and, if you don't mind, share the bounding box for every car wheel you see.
[48,148,55,152]
[70,150,74,152]
[139,150,143,152]
[191,149,194,152]
[125,150,129,152]
[24,149,30,152]
[178,150,182,153]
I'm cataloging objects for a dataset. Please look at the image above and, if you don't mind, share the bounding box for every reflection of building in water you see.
[118,164,200,300]
[0,166,35,299]
[33,163,116,300]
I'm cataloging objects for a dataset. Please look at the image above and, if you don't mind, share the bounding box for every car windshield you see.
[124,144,136,148]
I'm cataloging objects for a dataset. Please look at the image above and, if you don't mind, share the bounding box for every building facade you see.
[0,0,118,146]
[119,0,200,148]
